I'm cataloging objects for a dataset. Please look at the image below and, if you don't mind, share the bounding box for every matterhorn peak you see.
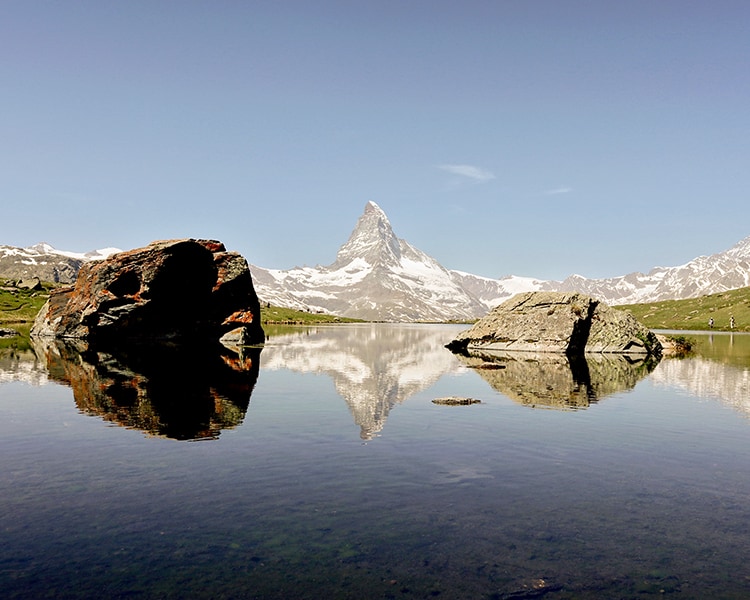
[334,201,401,267]
[364,200,386,216]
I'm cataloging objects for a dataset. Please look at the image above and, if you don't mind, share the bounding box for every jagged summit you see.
[250,202,489,321]
[334,201,401,268]
[29,242,57,254]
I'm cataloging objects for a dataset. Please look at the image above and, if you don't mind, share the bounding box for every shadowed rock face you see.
[31,239,264,345]
[448,291,661,357]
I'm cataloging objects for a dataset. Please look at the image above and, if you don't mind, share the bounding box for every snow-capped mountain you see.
[4,203,750,321]
[548,236,750,304]
[0,242,120,283]
[250,202,490,321]
[250,201,750,321]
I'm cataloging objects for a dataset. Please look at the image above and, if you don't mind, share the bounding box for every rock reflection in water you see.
[32,338,261,440]
[458,351,658,409]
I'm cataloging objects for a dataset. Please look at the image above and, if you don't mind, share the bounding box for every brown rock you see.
[31,239,264,345]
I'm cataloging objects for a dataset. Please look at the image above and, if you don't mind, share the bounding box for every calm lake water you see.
[2,324,750,599]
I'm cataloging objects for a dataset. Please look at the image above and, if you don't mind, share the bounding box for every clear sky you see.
[2,1,749,280]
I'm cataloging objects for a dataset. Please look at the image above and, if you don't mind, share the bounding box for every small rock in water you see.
[432,396,482,406]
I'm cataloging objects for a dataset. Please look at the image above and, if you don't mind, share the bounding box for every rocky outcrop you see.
[447,291,661,356]
[31,239,264,345]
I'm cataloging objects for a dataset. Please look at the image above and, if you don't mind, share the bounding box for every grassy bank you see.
[259,304,362,324]
[618,287,750,331]
[0,279,52,325]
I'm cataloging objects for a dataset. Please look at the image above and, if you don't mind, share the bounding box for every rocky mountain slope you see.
[0,242,118,283]
[548,236,750,305]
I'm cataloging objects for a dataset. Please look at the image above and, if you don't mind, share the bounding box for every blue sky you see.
[2,1,749,280]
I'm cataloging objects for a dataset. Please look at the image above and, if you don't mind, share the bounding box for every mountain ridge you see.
[248,201,750,321]
[0,243,119,284]
[3,202,750,321]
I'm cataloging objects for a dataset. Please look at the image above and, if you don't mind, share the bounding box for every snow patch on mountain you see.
[23,242,120,261]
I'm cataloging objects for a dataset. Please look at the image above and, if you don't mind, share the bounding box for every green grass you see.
[0,279,53,325]
[617,286,750,331]
[259,304,363,324]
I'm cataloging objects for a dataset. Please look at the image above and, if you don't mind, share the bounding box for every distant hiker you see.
[730,315,735,329]
[709,318,714,329]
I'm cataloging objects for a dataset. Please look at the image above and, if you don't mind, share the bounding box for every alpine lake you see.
[2,323,750,599]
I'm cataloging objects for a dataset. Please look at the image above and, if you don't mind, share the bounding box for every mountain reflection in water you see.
[457,350,658,409]
[31,337,261,440]
[650,332,750,419]
[262,324,464,439]
[6,327,750,442]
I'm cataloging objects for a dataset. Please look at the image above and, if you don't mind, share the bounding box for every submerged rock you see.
[432,396,482,405]
[31,239,264,345]
[447,291,661,357]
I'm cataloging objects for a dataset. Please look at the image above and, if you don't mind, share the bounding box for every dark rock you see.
[448,291,661,356]
[0,328,20,338]
[31,239,264,345]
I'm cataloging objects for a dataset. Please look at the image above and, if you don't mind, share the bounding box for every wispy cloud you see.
[544,186,573,195]
[438,164,496,183]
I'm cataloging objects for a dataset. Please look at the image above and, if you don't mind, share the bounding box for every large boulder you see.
[31,239,264,345]
[447,291,661,356]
